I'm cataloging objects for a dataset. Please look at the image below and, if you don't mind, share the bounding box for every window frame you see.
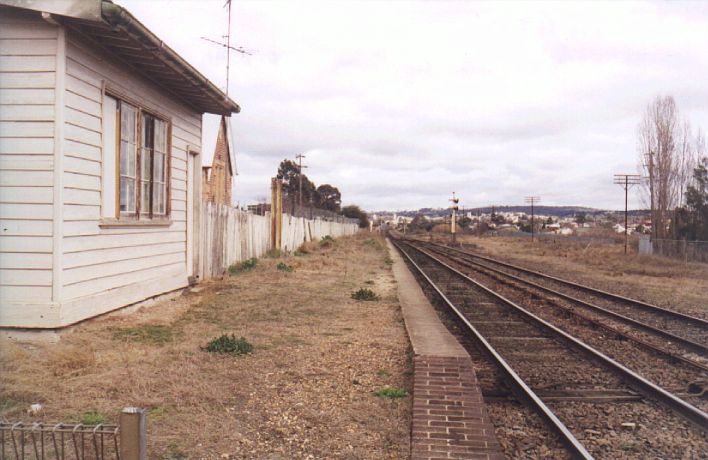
[104,90,172,223]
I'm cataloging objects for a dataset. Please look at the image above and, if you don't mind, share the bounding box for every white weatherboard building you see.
[0,1,240,330]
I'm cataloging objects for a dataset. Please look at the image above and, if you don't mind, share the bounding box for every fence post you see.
[120,407,146,460]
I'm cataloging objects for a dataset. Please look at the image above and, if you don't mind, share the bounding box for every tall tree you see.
[637,96,697,239]
[342,205,369,228]
[684,157,708,240]
[315,184,341,212]
[276,159,316,208]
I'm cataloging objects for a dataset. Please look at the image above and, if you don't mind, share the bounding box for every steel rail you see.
[396,239,708,431]
[426,240,708,328]
[391,239,595,459]
[420,241,708,359]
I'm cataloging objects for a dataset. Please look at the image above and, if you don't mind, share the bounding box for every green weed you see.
[319,235,335,247]
[276,262,294,272]
[265,249,284,258]
[80,411,107,425]
[373,387,407,399]
[203,334,253,355]
[351,288,380,301]
[363,238,383,250]
[112,324,173,345]
[228,258,257,275]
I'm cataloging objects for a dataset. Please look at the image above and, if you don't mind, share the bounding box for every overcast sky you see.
[120,0,708,212]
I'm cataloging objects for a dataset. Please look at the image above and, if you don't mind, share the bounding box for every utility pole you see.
[449,192,459,245]
[525,196,540,241]
[295,153,307,208]
[614,174,641,254]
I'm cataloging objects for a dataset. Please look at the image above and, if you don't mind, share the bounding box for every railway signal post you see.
[450,192,459,245]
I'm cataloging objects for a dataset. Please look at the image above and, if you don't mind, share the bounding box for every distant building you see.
[202,115,237,205]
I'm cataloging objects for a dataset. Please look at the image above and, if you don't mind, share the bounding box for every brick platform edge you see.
[412,355,504,460]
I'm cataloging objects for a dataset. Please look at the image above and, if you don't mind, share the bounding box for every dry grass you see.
[0,233,411,459]
[455,234,708,318]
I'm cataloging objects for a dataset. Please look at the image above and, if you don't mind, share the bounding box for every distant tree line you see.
[276,159,369,228]
[637,96,707,241]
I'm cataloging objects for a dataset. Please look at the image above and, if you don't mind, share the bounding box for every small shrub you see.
[81,411,106,425]
[294,250,306,257]
[277,262,294,272]
[319,235,335,247]
[265,248,283,258]
[373,387,407,399]
[228,258,257,275]
[351,288,380,301]
[365,280,374,285]
[112,324,173,345]
[203,334,253,355]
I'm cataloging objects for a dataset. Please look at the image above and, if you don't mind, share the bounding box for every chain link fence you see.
[282,201,359,225]
[645,238,708,263]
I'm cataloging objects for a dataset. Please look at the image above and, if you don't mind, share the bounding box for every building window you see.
[103,94,170,219]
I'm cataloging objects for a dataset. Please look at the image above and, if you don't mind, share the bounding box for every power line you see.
[296,154,307,208]
[524,196,540,241]
[613,174,642,255]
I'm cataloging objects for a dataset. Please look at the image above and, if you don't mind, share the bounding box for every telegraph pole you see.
[613,174,641,254]
[525,196,540,241]
[449,192,459,245]
[295,154,307,208]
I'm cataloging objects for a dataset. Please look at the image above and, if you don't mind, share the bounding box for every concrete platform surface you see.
[388,239,503,460]
[388,239,468,358]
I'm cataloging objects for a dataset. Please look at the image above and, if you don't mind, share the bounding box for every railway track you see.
[413,240,708,413]
[423,239,708,355]
[391,237,708,459]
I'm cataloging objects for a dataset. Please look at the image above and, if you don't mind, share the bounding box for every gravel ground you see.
[0,234,412,459]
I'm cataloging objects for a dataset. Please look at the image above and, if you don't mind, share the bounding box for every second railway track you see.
[392,236,708,459]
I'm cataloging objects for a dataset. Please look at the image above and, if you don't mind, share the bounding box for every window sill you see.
[99,218,173,229]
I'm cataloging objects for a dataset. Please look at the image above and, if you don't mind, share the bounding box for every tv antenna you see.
[200,0,253,96]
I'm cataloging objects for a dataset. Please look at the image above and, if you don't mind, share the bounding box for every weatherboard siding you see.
[0,9,56,307]
[57,31,200,324]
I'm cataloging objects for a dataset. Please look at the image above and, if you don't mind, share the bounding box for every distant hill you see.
[376,206,648,218]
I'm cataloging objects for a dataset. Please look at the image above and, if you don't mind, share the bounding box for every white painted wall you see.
[58,30,202,326]
[0,8,203,328]
[0,8,58,326]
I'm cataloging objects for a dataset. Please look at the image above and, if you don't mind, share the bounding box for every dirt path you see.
[1,234,411,459]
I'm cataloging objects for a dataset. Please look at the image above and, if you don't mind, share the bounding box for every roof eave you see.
[100,1,240,115]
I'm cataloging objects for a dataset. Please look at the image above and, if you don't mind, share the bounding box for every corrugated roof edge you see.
[101,1,241,115]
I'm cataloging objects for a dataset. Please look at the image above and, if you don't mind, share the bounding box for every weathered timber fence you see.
[200,202,360,279]
[280,213,359,252]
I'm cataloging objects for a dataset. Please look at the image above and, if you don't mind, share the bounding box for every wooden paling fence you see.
[200,202,360,279]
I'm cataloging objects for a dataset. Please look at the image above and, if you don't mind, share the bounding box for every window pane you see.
[142,114,154,149]
[120,141,136,177]
[153,185,165,215]
[154,119,167,153]
[153,152,165,182]
[141,148,152,179]
[120,103,136,143]
[140,181,150,213]
[120,177,135,212]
